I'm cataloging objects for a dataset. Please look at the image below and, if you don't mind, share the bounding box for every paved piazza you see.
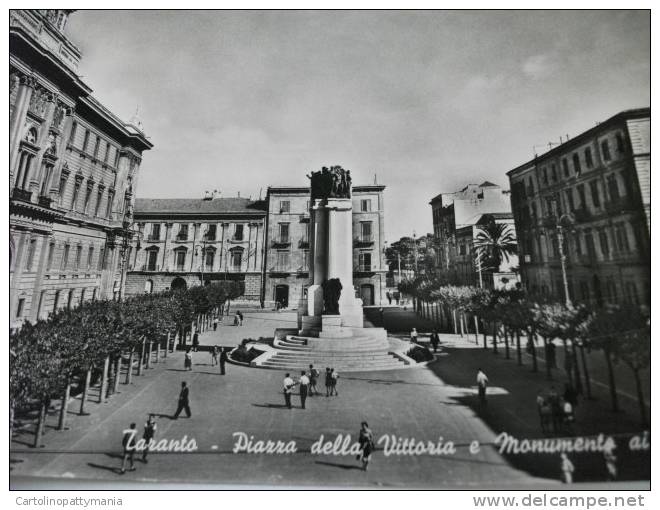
[10,311,559,489]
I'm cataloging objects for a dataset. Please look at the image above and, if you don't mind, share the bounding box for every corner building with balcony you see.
[124,197,268,300]
[263,184,387,309]
[507,108,650,306]
[9,10,152,330]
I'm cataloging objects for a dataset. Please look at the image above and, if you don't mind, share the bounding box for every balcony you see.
[271,237,291,248]
[298,239,309,248]
[38,195,52,208]
[139,264,161,272]
[572,206,591,223]
[11,187,33,203]
[299,213,310,223]
[353,235,374,247]
[231,236,246,243]
[604,196,633,215]
[147,234,161,242]
[356,264,373,273]
[175,234,189,242]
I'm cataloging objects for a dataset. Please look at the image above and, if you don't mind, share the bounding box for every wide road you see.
[10,312,550,489]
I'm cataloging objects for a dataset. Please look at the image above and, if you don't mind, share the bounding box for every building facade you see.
[124,196,268,300]
[9,10,152,330]
[430,181,519,288]
[263,185,387,308]
[507,108,650,306]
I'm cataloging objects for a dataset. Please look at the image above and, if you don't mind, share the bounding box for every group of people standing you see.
[183,345,228,374]
[536,383,577,435]
[282,365,340,409]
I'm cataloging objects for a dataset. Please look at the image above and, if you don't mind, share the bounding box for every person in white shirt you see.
[282,373,295,409]
[298,371,310,409]
[410,328,418,344]
[476,368,489,406]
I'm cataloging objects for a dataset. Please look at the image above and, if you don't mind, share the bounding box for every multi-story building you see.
[429,182,518,288]
[263,184,388,308]
[124,195,268,300]
[9,10,152,330]
[507,108,650,306]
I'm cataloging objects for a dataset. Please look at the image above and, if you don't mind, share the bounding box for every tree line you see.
[398,277,650,426]
[10,281,244,447]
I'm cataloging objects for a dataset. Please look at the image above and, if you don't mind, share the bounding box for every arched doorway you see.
[360,283,374,306]
[171,277,187,290]
[275,284,289,309]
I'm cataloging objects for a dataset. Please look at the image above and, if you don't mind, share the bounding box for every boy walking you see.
[120,423,137,474]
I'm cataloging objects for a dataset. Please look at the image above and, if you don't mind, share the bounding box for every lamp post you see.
[412,230,419,276]
[550,198,575,307]
[118,221,142,301]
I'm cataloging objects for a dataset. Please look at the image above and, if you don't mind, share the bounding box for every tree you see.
[473,220,517,272]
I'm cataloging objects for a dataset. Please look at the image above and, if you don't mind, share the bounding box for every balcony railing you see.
[147,234,161,241]
[140,264,161,272]
[231,235,245,242]
[176,234,188,241]
[38,195,52,208]
[356,264,373,272]
[298,239,309,248]
[11,187,33,203]
[271,237,291,247]
[354,235,374,246]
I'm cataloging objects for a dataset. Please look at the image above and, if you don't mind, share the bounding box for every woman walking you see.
[184,348,193,371]
[324,367,332,397]
[357,421,375,471]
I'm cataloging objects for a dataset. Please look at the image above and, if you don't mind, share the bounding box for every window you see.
[585,147,593,169]
[82,130,90,152]
[46,241,55,270]
[106,189,114,218]
[279,200,290,213]
[75,245,82,270]
[93,137,101,159]
[58,173,69,203]
[302,249,309,270]
[562,158,570,177]
[601,139,611,161]
[94,189,103,216]
[175,250,186,271]
[145,280,154,294]
[616,133,625,153]
[87,246,94,269]
[37,291,45,319]
[103,142,110,163]
[360,199,372,212]
[358,252,372,271]
[599,230,610,256]
[615,224,630,252]
[360,221,372,242]
[92,288,97,301]
[527,177,534,194]
[572,153,581,175]
[574,231,582,256]
[114,148,120,168]
[204,249,214,270]
[276,250,289,270]
[146,250,158,271]
[206,224,217,241]
[576,184,586,208]
[40,163,53,196]
[550,164,558,183]
[231,250,242,269]
[278,223,289,243]
[589,181,600,207]
[83,183,93,213]
[566,189,575,211]
[459,244,466,256]
[16,298,25,318]
[69,121,77,145]
[177,224,188,241]
[25,238,37,271]
[234,224,244,241]
[62,244,70,270]
[79,288,86,306]
[67,290,74,310]
[607,174,620,201]
[542,168,548,185]
[150,223,161,241]
[98,247,105,271]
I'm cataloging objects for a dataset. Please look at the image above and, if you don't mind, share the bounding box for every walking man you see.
[430,330,440,353]
[560,453,575,484]
[213,317,219,331]
[173,382,191,419]
[219,348,227,375]
[386,291,392,305]
[192,330,199,352]
[325,367,332,397]
[410,328,418,345]
[309,364,319,396]
[141,415,157,463]
[476,368,489,407]
[298,371,310,409]
[120,423,137,474]
[330,368,339,396]
[237,310,244,326]
[211,345,219,366]
[283,373,295,409]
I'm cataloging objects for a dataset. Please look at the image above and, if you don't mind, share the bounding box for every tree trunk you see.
[504,328,510,359]
[571,340,583,396]
[156,340,161,363]
[579,344,592,399]
[474,315,480,344]
[99,357,109,403]
[603,349,619,412]
[58,378,71,430]
[543,336,552,380]
[125,349,134,384]
[458,312,464,337]
[515,330,522,365]
[452,309,458,335]
[33,402,47,448]
[113,356,121,394]
[482,320,488,350]
[138,338,146,376]
[146,341,153,369]
[632,368,648,426]
[10,402,15,441]
[79,368,91,415]
[165,331,170,356]
[530,331,538,373]
[492,323,498,354]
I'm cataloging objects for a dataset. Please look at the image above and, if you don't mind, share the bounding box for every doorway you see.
[171,277,187,291]
[275,284,289,309]
[360,284,374,306]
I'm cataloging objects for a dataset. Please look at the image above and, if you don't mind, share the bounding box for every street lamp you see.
[549,198,575,307]
[118,220,142,301]
[194,227,209,286]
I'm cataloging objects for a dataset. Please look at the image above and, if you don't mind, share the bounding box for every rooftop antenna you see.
[373,173,377,184]
[258,187,263,200]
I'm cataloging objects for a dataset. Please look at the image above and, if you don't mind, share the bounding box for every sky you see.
[67,10,649,241]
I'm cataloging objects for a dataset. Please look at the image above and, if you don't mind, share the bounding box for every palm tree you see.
[473,221,517,272]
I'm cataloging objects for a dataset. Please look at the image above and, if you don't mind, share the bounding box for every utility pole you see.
[412,230,418,276]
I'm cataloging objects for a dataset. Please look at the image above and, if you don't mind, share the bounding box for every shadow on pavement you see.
[315,460,363,471]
